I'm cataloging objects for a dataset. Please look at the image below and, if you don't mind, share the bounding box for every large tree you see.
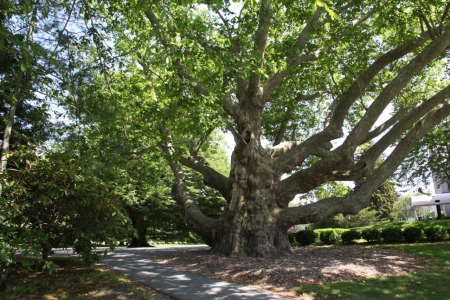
[83,0,450,257]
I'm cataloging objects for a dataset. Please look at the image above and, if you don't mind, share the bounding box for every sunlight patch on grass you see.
[295,242,450,299]
[87,288,115,297]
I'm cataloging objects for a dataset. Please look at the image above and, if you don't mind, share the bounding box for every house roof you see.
[411,193,450,207]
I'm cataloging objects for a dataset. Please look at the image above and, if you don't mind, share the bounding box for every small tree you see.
[1,149,131,261]
[392,195,416,221]
[335,207,378,228]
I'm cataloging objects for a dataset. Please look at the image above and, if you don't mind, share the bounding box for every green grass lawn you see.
[0,256,168,299]
[293,242,450,299]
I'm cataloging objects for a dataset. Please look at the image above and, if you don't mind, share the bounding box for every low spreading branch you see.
[156,122,218,244]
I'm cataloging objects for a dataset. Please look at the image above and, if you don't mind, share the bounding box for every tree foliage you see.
[398,118,450,187]
[0,148,131,260]
[354,180,398,220]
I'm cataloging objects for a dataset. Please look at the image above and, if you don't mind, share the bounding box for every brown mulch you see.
[147,246,431,299]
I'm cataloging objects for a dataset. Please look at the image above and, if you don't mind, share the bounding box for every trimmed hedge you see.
[361,228,381,242]
[341,230,361,244]
[424,225,447,241]
[295,230,317,246]
[320,230,339,245]
[403,227,423,243]
[288,232,296,243]
[381,227,403,242]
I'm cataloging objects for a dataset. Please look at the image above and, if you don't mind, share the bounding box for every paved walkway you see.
[102,246,289,300]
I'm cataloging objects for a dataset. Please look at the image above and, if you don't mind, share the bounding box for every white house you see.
[411,175,450,218]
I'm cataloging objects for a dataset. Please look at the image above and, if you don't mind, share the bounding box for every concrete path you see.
[102,246,289,300]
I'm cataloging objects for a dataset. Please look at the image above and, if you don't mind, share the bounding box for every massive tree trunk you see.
[212,142,289,256]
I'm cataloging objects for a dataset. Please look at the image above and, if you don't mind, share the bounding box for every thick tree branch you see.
[264,2,373,104]
[272,131,335,175]
[324,31,431,137]
[272,30,434,176]
[278,99,450,225]
[275,147,350,207]
[277,192,371,227]
[343,28,450,150]
[277,90,450,206]
[273,92,323,146]
[359,85,450,167]
[156,122,218,245]
[179,156,231,201]
[262,9,323,103]
[363,85,450,144]
[246,0,272,103]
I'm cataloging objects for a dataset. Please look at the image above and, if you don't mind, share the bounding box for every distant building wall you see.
[432,174,449,194]
[432,174,450,216]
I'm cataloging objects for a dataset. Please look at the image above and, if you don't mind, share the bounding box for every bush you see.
[288,233,296,244]
[320,230,339,245]
[341,230,361,244]
[361,228,381,242]
[295,230,317,246]
[403,227,424,243]
[381,227,403,242]
[424,225,447,241]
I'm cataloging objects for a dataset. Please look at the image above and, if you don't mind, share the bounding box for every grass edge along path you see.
[0,256,170,299]
[293,242,450,299]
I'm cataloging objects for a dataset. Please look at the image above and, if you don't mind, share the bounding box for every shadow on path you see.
[102,246,289,300]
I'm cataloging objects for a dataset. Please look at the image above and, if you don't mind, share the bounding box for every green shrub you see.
[361,228,381,242]
[288,233,296,243]
[295,230,317,246]
[403,227,424,243]
[341,230,361,244]
[319,230,339,245]
[424,225,447,241]
[381,227,403,242]
[290,242,300,247]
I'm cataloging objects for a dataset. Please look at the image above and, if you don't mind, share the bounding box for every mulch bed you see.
[147,246,431,298]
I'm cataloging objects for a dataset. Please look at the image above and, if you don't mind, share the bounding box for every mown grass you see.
[293,242,450,299]
[0,256,168,299]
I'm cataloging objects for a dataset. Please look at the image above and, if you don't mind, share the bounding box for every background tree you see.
[75,0,450,257]
[392,194,416,221]
[0,0,88,197]
[398,117,450,188]
[0,148,131,260]
[353,179,398,220]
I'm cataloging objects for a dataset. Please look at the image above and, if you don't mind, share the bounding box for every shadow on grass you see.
[294,270,448,299]
[295,242,450,299]
[0,256,164,300]
[375,242,450,267]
